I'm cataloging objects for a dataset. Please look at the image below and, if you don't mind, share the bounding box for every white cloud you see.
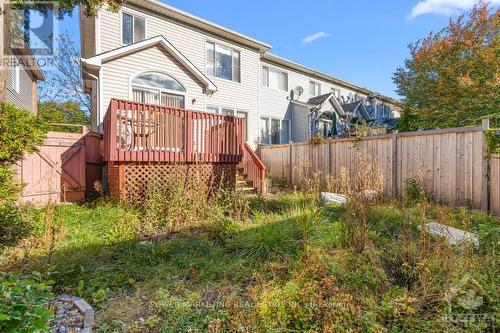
[300,32,330,46]
[409,0,500,18]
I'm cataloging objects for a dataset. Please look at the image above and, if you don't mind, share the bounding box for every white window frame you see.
[205,41,241,83]
[310,81,321,96]
[261,65,288,91]
[260,116,291,145]
[121,11,146,45]
[129,72,187,108]
[11,62,20,94]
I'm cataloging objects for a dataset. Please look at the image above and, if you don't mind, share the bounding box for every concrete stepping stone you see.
[321,192,347,205]
[420,222,479,247]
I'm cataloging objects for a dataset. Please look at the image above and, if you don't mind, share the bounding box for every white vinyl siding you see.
[12,62,20,93]
[262,66,287,91]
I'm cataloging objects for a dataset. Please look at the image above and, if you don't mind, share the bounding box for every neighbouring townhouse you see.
[80,0,401,148]
[4,48,45,113]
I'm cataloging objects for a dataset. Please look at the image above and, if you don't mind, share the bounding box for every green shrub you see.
[0,273,53,333]
[0,102,46,166]
[0,167,23,206]
[404,177,423,205]
[0,206,32,250]
[470,212,499,253]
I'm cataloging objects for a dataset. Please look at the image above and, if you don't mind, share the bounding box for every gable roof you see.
[82,35,217,93]
[341,101,361,114]
[305,93,348,118]
[307,93,332,106]
[341,101,371,120]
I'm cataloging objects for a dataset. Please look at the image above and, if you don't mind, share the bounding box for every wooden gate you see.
[13,131,103,204]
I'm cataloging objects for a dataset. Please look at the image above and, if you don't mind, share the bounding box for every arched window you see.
[131,72,186,108]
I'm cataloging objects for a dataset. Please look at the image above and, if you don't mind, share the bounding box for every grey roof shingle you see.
[307,93,333,106]
[341,101,362,114]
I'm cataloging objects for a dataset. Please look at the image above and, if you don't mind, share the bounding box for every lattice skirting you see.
[107,162,236,202]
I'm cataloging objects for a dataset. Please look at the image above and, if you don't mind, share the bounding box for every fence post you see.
[392,134,398,198]
[481,118,490,212]
[328,140,332,177]
[289,142,293,187]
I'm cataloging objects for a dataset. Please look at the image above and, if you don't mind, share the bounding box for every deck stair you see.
[237,143,266,196]
[236,167,257,195]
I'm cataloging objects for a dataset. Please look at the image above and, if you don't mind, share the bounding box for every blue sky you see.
[58,0,496,99]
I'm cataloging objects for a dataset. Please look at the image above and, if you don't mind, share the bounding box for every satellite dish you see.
[294,86,304,97]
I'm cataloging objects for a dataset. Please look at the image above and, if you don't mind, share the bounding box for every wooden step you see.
[237,186,257,195]
[237,180,253,188]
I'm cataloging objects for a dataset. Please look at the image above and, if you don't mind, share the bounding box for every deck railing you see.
[240,143,266,195]
[104,99,245,163]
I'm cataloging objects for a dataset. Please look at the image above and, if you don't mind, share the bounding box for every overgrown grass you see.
[0,190,498,332]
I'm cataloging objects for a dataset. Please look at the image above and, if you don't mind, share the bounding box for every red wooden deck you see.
[103,99,266,195]
[104,99,245,163]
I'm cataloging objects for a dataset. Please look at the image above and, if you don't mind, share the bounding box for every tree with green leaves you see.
[38,100,89,132]
[393,3,499,131]
[0,101,46,248]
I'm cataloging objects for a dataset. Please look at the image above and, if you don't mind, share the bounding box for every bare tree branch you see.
[38,31,90,115]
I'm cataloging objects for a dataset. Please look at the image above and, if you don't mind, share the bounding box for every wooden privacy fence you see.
[491,154,500,216]
[13,131,103,204]
[259,121,499,214]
